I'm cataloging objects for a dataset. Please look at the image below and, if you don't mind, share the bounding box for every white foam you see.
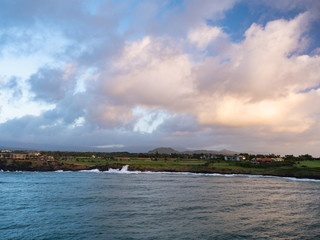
[238,174,320,182]
[143,171,320,182]
[54,170,72,173]
[79,169,101,173]
[2,165,315,182]
[76,165,140,174]
[281,177,320,182]
[103,165,141,174]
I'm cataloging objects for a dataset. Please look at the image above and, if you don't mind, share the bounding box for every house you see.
[42,155,55,161]
[200,155,220,160]
[224,155,245,161]
[10,153,27,160]
[0,152,10,159]
[1,149,12,153]
[27,151,41,159]
[256,158,273,162]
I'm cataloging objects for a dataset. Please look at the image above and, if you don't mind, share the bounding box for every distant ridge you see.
[148,147,180,154]
[148,147,238,155]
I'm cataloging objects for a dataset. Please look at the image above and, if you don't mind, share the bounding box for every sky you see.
[0,0,320,156]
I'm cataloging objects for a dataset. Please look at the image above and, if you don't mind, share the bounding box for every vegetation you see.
[1,151,320,179]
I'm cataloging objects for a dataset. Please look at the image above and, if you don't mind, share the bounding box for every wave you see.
[171,172,320,182]
[122,169,320,182]
[104,165,141,174]
[0,169,23,173]
[79,169,101,173]
[73,166,320,182]
[3,167,320,182]
[77,165,141,174]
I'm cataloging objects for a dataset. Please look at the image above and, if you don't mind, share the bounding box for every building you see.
[1,149,12,153]
[10,153,27,160]
[0,152,10,159]
[42,155,55,161]
[224,155,245,161]
[27,151,41,159]
[255,158,273,162]
[253,158,284,163]
[200,155,220,160]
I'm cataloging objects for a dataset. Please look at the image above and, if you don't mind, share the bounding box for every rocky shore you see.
[1,159,320,180]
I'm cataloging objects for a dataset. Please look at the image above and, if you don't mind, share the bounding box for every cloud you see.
[102,36,194,110]
[188,25,225,50]
[84,12,319,136]
[256,0,320,16]
[126,0,239,37]
[191,13,320,132]
[29,11,320,137]
[94,144,125,149]
[29,64,78,102]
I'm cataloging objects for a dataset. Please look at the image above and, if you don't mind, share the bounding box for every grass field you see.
[3,157,320,179]
[297,160,320,168]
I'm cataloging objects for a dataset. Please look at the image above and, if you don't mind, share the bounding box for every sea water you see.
[1,167,320,240]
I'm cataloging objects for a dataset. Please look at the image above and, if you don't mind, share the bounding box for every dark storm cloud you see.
[29,67,75,102]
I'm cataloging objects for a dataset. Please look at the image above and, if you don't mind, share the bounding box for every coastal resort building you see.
[253,158,284,163]
[10,153,27,160]
[42,155,55,161]
[0,150,12,159]
[27,151,41,159]
[224,155,245,161]
[256,158,273,162]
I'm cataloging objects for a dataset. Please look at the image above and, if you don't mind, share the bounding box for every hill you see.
[148,147,238,155]
[148,147,180,154]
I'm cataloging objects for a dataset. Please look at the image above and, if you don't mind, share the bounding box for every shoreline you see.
[1,161,320,181]
[2,166,320,183]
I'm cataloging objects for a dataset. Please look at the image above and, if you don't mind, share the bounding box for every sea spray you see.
[105,165,141,174]
[79,169,101,173]
[49,166,320,182]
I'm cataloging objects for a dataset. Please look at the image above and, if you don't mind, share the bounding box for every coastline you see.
[1,159,320,180]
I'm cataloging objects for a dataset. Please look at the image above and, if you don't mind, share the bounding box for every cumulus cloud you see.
[83,12,319,136]
[191,13,320,132]
[104,36,193,109]
[188,25,225,50]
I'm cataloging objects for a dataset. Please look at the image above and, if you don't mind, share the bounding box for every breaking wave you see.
[155,172,320,182]
[0,169,23,173]
[77,165,141,174]
[72,166,320,182]
[79,169,101,173]
[2,166,319,182]
[158,172,320,182]
[105,165,141,174]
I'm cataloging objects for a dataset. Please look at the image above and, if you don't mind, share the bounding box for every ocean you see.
[1,166,320,240]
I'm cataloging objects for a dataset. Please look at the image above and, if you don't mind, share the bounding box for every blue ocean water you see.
[1,167,320,240]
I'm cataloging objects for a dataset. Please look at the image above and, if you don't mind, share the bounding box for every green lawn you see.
[297,160,320,168]
[55,158,320,179]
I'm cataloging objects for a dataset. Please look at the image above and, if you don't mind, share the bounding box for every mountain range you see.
[148,147,238,155]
